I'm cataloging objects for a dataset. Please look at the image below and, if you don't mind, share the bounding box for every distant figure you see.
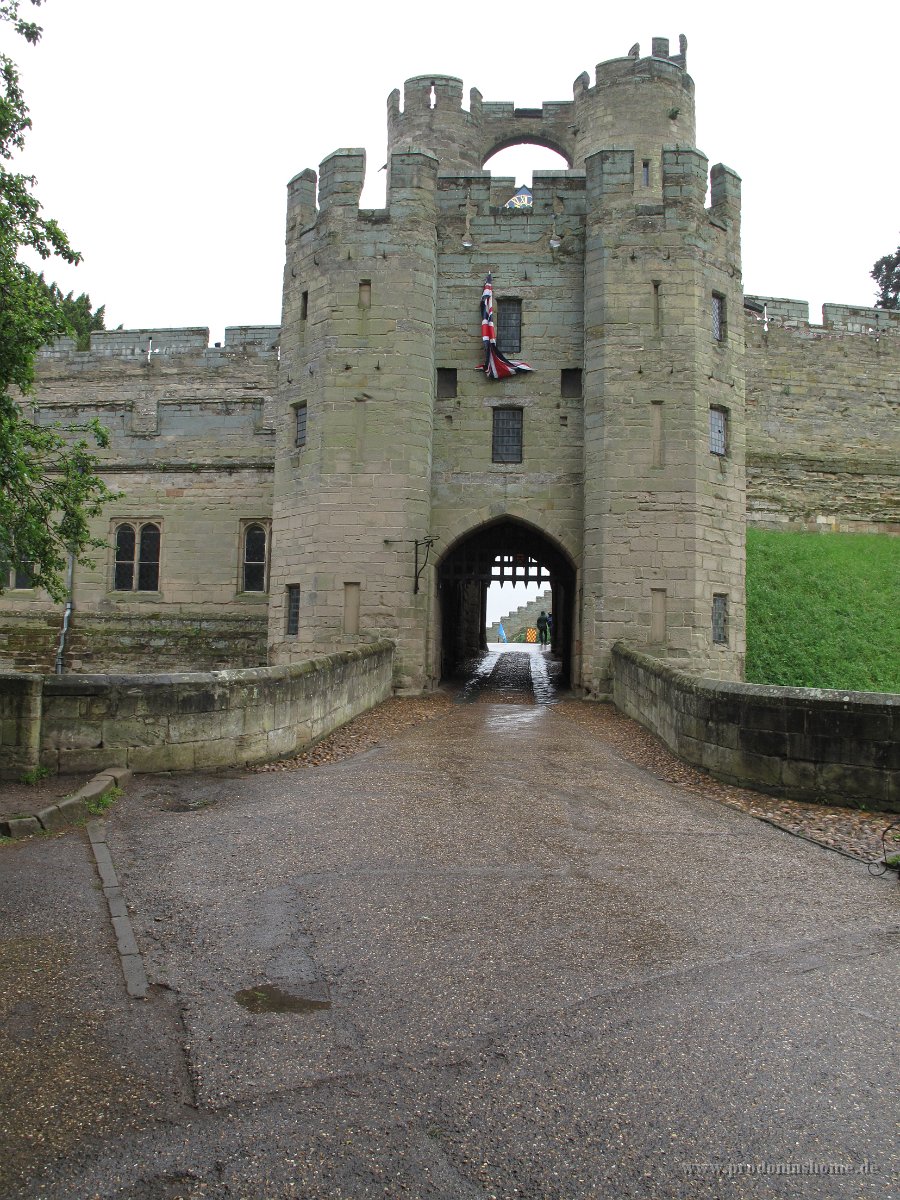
[497,621,508,643]
[536,610,550,647]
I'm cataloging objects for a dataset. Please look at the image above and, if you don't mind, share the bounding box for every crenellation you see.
[2,40,895,689]
[317,148,367,210]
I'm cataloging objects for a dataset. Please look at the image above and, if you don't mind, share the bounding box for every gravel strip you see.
[553,700,898,868]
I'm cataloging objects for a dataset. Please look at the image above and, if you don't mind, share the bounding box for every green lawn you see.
[745,529,900,693]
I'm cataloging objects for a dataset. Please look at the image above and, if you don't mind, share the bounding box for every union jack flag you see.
[479,273,533,380]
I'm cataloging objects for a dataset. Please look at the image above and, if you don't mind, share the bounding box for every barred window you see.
[294,403,308,448]
[712,293,726,341]
[114,522,160,591]
[492,407,523,464]
[712,594,729,644]
[496,299,522,354]
[242,523,268,592]
[286,584,301,635]
[709,407,728,456]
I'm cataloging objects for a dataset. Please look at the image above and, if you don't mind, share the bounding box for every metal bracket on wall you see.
[413,536,437,594]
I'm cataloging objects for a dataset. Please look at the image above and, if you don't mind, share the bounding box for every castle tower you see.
[579,144,745,693]
[270,36,746,694]
[267,147,439,690]
[387,37,695,182]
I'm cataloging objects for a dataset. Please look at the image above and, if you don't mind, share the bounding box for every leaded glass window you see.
[492,408,523,464]
[243,524,267,592]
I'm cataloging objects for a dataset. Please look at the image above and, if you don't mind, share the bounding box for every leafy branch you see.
[0,1,115,600]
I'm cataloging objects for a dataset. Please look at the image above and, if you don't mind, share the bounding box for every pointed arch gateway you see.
[436,517,577,686]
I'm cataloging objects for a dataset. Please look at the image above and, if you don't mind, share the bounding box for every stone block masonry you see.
[612,644,898,811]
[487,591,553,642]
[744,300,900,532]
[0,329,278,672]
[0,643,393,777]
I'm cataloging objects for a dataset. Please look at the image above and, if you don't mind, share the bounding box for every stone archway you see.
[480,135,574,170]
[436,517,576,685]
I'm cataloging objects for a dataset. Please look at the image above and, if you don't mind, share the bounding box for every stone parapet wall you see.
[611,644,898,811]
[0,674,42,777]
[37,325,280,358]
[0,642,394,778]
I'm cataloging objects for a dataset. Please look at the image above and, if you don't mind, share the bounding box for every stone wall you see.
[0,674,42,777]
[486,590,553,641]
[2,303,897,682]
[0,612,268,675]
[0,642,393,778]
[0,329,278,672]
[744,301,900,532]
[612,643,898,811]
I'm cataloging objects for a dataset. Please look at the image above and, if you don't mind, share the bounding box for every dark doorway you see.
[438,519,575,685]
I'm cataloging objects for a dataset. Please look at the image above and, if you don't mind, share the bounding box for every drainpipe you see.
[54,551,75,675]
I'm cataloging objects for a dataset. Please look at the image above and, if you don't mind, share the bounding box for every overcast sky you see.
[9,0,898,345]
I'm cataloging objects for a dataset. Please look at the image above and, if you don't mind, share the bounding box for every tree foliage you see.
[1,0,115,602]
[871,244,900,311]
[38,275,106,350]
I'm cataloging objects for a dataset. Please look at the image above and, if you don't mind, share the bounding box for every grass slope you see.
[745,530,899,693]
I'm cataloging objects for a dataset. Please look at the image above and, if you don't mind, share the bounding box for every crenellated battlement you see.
[37,325,280,360]
[384,35,695,179]
[745,296,900,334]
[287,143,737,247]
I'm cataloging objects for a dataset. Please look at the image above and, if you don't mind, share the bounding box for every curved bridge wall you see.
[0,642,393,777]
[612,643,898,812]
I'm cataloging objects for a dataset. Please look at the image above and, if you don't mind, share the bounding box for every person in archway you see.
[536,610,550,648]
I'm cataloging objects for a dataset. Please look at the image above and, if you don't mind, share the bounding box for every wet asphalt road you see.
[1,647,898,1199]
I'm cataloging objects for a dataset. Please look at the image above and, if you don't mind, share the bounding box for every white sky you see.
[8,1,898,344]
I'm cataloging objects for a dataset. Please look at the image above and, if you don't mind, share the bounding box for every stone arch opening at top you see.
[481,142,573,202]
[482,140,572,174]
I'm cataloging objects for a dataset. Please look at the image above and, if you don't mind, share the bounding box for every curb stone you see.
[0,768,131,839]
[86,818,149,1000]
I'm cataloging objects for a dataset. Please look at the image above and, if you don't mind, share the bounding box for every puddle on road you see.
[160,796,214,813]
[530,651,559,705]
[455,651,500,703]
[485,707,545,733]
[234,983,331,1014]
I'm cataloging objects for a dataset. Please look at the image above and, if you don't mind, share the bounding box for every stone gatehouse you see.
[1,36,897,695]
